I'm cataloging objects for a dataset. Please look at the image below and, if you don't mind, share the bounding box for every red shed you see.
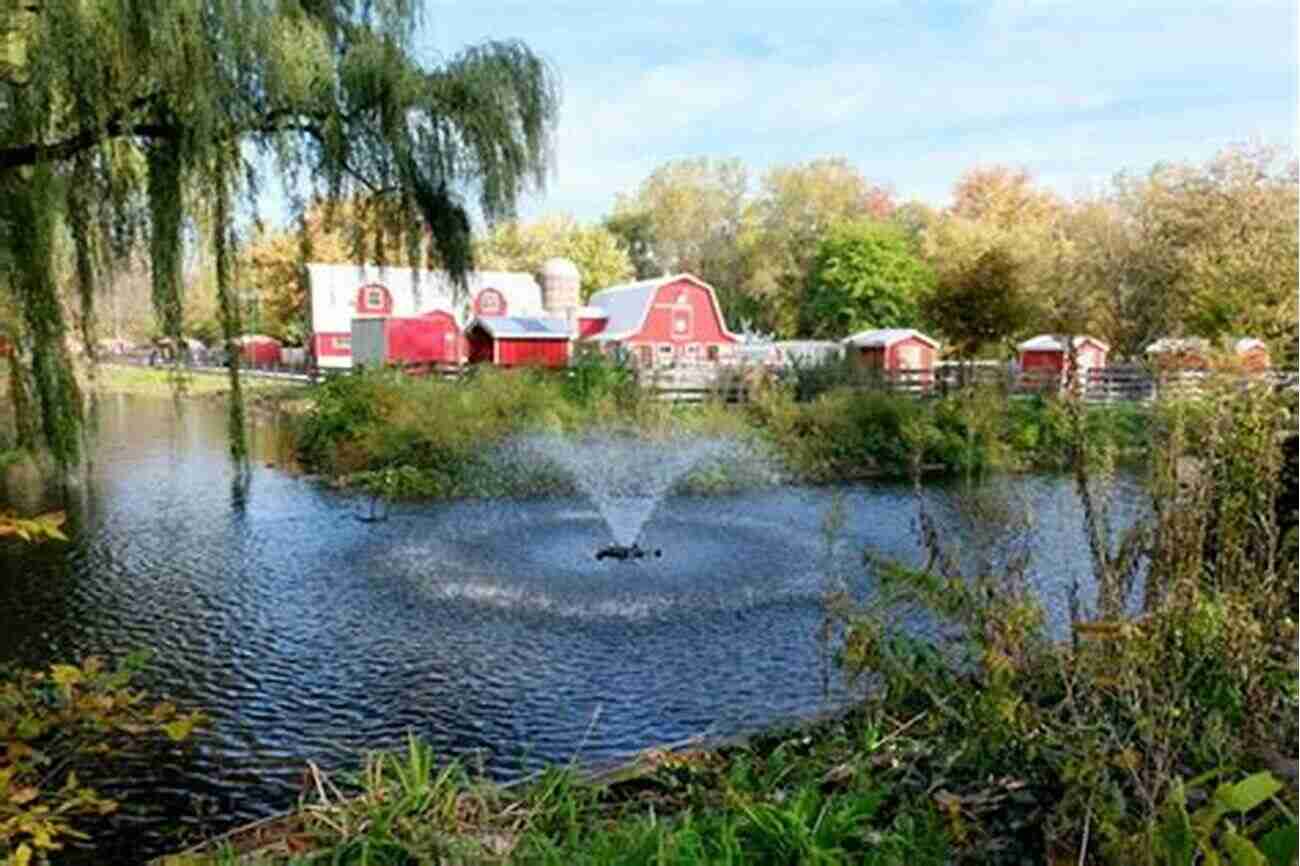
[237,334,282,367]
[465,317,570,368]
[1146,336,1270,373]
[1017,335,1109,377]
[841,328,939,372]
[583,274,739,367]
[351,312,461,368]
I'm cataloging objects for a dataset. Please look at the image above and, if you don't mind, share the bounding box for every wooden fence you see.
[635,360,1298,405]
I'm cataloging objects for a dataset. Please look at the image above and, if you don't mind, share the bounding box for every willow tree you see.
[0,0,558,467]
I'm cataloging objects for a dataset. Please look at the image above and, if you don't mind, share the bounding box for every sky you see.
[406,0,1297,223]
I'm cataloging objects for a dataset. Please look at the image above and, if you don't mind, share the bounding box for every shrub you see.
[1,654,205,865]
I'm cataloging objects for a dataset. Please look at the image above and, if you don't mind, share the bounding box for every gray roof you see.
[841,328,939,349]
[585,276,668,340]
[470,316,570,340]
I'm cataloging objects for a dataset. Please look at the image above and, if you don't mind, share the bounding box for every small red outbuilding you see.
[1017,334,1109,376]
[1145,337,1270,373]
[841,328,939,372]
[237,334,282,367]
[465,317,570,368]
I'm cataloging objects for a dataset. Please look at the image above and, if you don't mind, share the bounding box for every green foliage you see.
[833,382,1297,865]
[921,245,1034,357]
[0,654,205,865]
[801,219,933,339]
[562,350,637,407]
[1154,771,1298,866]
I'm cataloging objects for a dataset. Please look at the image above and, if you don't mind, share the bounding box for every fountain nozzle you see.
[595,543,661,562]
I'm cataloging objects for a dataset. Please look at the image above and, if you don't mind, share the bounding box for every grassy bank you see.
[89,364,312,400]
[290,362,1150,499]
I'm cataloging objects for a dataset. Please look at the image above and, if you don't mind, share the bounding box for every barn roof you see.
[468,316,570,340]
[307,263,543,334]
[586,273,738,342]
[1018,334,1110,352]
[841,328,939,349]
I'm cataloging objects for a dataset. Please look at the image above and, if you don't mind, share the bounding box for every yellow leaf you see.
[49,665,82,688]
[12,842,32,866]
[162,718,194,742]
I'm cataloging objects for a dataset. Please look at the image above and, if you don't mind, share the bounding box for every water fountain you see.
[510,431,767,557]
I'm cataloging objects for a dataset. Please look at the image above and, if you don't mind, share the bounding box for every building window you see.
[657,344,674,366]
[366,288,384,310]
[685,344,700,359]
[707,345,720,362]
[334,335,351,351]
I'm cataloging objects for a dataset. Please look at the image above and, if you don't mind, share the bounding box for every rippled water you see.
[0,394,1142,857]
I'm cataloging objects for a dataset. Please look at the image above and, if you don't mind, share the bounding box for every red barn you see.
[351,311,461,368]
[582,274,739,367]
[465,317,570,368]
[841,328,939,372]
[1017,334,1109,377]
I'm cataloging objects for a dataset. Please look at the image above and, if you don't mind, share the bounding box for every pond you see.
[0,394,1142,857]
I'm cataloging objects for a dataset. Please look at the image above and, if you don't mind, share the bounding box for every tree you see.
[921,166,1064,335]
[801,220,933,339]
[949,165,1063,229]
[474,214,634,299]
[745,157,895,335]
[602,210,658,279]
[242,197,420,345]
[922,245,1034,358]
[0,1,558,466]
[607,157,751,318]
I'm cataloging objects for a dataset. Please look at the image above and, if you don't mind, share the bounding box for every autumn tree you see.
[1121,145,1297,351]
[922,166,1064,332]
[0,0,558,466]
[474,214,634,299]
[801,220,932,339]
[949,165,1063,229]
[242,198,418,345]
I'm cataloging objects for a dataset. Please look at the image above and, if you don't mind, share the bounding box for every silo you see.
[539,257,581,316]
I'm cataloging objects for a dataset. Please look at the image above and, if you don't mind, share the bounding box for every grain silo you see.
[539,257,581,317]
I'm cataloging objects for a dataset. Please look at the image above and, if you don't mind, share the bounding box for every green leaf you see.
[1218,773,1283,814]
[15,716,43,739]
[1256,822,1299,866]
[1158,780,1197,866]
[162,717,195,742]
[1222,828,1268,866]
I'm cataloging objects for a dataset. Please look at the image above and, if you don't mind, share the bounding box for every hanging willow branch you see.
[147,137,185,353]
[1,163,82,468]
[67,152,99,370]
[212,150,246,463]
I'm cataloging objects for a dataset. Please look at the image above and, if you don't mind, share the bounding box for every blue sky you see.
[406,1,1296,222]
